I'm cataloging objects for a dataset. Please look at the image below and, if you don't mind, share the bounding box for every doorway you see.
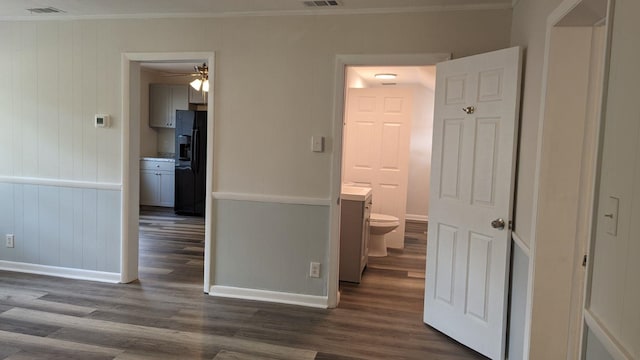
[332,48,523,359]
[338,64,435,310]
[136,60,209,285]
[120,52,214,293]
[328,54,449,308]
[529,0,610,358]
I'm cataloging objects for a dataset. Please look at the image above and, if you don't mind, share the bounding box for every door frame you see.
[327,53,450,307]
[120,51,215,293]
[528,0,613,358]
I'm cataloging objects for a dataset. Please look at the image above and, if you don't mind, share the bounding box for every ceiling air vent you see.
[26,7,65,14]
[303,1,342,7]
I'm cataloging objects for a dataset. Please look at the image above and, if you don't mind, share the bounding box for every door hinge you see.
[582,254,588,267]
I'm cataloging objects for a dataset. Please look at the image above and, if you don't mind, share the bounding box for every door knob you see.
[491,218,505,230]
[462,106,475,114]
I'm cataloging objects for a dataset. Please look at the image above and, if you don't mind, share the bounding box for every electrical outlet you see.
[6,234,14,248]
[310,262,320,278]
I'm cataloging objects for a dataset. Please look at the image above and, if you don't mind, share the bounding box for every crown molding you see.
[0,3,512,21]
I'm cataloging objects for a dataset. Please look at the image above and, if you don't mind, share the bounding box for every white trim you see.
[120,51,215,292]
[120,54,135,284]
[526,1,610,359]
[511,231,530,257]
[0,261,120,283]
[203,54,216,294]
[0,176,121,190]
[405,214,429,222]
[580,0,615,357]
[336,53,451,67]
[212,192,331,207]
[328,53,452,309]
[525,1,583,356]
[583,310,632,360]
[209,285,329,309]
[0,4,512,22]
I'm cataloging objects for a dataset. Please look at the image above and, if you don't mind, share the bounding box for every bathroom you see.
[339,65,436,290]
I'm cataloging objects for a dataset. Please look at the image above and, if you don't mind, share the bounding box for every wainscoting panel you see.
[0,182,121,273]
[212,198,329,297]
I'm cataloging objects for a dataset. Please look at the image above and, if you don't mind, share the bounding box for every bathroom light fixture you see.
[189,63,209,92]
[374,73,397,80]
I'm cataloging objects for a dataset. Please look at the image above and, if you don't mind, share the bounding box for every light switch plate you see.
[311,136,324,153]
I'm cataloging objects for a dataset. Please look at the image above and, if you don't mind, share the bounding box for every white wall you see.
[139,69,158,157]
[406,85,434,221]
[587,0,640,357]
[509,0,617,359]
[530,26,594,360]
[0,10,511,292]
[509,1,572,358]
[510,0,566,248]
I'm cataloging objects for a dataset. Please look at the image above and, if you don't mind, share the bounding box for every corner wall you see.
[509,1,566,358]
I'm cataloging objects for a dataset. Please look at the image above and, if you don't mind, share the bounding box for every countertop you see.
[341,185,372,201]
[141,157,175,162]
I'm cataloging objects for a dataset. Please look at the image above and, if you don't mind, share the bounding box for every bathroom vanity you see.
[339,185,372,283]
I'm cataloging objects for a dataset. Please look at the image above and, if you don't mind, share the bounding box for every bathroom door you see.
[424,47,522,360]
[342,87,413,249]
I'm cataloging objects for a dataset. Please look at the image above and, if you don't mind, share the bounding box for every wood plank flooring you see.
[0,207,486,359]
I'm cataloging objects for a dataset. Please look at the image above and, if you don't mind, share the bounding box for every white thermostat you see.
[95,114,111,128]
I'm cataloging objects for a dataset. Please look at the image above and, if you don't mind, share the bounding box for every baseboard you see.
[0,261,121,283]
[405,214,428,222]
[209,285,329,309]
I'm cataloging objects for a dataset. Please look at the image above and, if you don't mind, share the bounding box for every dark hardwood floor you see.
[0,207,485,359]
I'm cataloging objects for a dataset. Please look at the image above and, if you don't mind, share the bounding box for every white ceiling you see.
[349,66,436,88]
[140,61,204,74]
[0,0,511,19]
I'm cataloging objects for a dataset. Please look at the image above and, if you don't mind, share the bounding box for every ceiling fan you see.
[159,63,209,92]
[188,63,209,93]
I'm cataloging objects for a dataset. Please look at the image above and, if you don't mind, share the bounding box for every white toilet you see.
[368,213,400,257]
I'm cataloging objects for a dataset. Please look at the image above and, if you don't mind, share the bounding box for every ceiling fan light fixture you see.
[190,78,202,91]
[374,73,397,80]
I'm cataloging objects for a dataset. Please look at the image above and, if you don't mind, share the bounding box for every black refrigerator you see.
[175,110,207,216]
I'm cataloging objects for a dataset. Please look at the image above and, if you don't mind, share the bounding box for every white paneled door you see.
[424,47,522,360]
[343,87,413,248]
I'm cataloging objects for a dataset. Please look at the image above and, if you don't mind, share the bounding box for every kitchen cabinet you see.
[339,189,372,283]
[188,85,207,104]
[140,159,175,207]
[149,84,188,128]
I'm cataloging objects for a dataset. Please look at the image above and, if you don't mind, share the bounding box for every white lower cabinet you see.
[140,160,175,207]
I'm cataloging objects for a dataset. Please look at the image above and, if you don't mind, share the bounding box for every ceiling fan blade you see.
[158,73,200,77]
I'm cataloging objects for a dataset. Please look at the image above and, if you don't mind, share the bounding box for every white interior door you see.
[424,47,522,360]
[343,87,413,248]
